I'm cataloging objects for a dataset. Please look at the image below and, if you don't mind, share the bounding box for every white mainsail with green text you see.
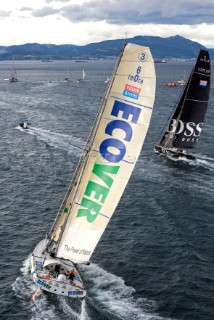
[52,43,156,263]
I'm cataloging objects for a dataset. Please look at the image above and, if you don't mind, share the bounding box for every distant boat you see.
[177,79,187,86]
[63,68,73,82]
[177,70,187,86]
[104,76,110,83]
[154,59,167,63]
[162,81,177,87]
[9,68,18,82]
[154,49,211,160]
[30,42,156,299]
[19,122,30,129]
[63,77,72,83]
[77,68,85,82]
[41,59,53,62]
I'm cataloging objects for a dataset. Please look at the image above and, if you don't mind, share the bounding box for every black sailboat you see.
[155,49,211,160]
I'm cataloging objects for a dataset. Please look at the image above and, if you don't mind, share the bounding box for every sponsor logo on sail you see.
[128,66,144,84]
[123,84,141,100]
[200,56,209,63]
[198,67,210,74]
[199,80,207,86]
[64,245,91,256]
[76,100,142,223]
[168,119,203,142]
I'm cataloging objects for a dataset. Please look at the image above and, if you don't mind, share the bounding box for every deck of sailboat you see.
[31,238,86,298]
[154,144,196,160]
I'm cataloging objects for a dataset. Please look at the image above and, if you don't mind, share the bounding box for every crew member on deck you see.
[66,269,75,282]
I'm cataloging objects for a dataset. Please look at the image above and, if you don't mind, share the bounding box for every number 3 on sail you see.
[31,43,156,298]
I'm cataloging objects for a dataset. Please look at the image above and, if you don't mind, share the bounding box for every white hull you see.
[31,239,86,298]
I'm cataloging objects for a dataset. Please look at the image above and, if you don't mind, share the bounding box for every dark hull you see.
[154,144,196,160]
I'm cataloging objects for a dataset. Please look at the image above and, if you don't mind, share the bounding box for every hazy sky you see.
[1,0,214,47]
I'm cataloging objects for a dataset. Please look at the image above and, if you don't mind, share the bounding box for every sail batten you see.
[51,43,156,263]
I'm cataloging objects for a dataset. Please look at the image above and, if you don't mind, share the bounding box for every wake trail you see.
[17,126,85,156]
[148,152,214,171]
[78,263,170,320]
[12,258,170,320]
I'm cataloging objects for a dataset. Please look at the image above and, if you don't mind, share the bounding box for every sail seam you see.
[111,95,153,110]
[186,99,209,102]
[74,200,110,219]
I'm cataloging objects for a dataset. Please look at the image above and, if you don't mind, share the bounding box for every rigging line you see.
[155,85,187,144]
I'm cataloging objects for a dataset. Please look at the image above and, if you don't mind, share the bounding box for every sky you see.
[1,0,214,48]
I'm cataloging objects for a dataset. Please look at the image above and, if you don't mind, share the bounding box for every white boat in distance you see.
[31,43,156,298]
[77,68,85,82]
[9,68,18,82]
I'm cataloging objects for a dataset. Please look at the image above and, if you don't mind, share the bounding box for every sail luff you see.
[54,43,156,263]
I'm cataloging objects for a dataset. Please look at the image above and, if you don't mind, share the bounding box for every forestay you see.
[52,43,156,263]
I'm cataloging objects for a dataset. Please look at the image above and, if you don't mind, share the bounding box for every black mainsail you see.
[155,49,211,159]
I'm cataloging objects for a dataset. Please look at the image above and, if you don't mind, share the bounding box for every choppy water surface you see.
[0,59,213,320]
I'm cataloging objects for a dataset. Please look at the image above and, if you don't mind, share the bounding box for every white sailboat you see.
[104,76,110,83]
[31,42,156,298]
[77,68,85,82]
[9,68,18,82]
[177,69,187,86]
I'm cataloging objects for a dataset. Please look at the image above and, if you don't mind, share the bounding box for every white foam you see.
[12,258,169,320]
[16,126,84,156]
[78,263,168,320]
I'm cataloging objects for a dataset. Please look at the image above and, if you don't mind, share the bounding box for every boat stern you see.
[31,239,87,298]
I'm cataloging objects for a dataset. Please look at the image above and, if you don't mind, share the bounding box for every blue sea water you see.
[0,59,214,320]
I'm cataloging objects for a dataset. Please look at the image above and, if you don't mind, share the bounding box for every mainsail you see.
[51,43,156,263]
[159,49,211,150]
[82,68,85,81]
[9,68,17,80]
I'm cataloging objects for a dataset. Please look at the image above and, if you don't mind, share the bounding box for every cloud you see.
[45,0,70,2]
[32,6,59,17]
[54,0,214,25]
[20,7,33,12]
[0,10,11,19]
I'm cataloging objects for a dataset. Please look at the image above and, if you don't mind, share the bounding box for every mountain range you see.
[0,35,213,61]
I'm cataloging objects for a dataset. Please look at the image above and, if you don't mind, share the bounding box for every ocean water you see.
[0,59,213,320]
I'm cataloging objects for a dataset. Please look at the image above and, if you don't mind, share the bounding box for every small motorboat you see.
[162,81,177,87]
[63,77,72,83]
[19,122,30,129]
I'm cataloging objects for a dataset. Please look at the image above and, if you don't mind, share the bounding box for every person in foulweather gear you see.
[66,269,75,282]
[54,264,60,277]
